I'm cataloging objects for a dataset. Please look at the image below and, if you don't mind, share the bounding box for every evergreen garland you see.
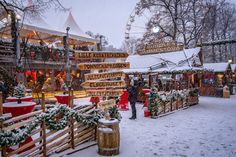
[147,88,192,117]
[0,105,103,147]
[189,88,199,97]
[25,45,64,61]
[147,88,160,117]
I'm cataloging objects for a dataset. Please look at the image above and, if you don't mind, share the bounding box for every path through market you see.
[57,96,236,157]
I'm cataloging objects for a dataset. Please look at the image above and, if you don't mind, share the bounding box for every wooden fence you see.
[0,90,97,157]
[149,94,199,118]
[158,96,198,115]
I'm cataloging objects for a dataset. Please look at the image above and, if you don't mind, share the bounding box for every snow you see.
[6,96,32,99]
[122,68,150,74]
[59,95,236,157]
[203,63,229,72]
[99,118,119,125]
[3,102,36,107]
[126,47,201,70]
[74,97,91,106]
[98,127,113,133]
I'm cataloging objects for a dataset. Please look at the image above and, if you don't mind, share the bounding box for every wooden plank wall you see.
[0,90,96,157]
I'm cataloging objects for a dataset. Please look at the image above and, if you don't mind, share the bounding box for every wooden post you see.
[41,92,47,157]
[0,92,7,157]
[69,88,75,149]
[94,101,98,141]
[163,103,166,113]
[176,99,178,110]
[148,74,152,87]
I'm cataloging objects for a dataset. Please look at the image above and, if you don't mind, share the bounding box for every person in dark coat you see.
[127,80,139,120]
[0,81,7,102]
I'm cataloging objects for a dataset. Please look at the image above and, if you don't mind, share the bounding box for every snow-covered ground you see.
[59,96,236,157]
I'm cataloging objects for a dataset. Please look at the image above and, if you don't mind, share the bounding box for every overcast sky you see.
[44,0,236,48]
[44,0,139,48]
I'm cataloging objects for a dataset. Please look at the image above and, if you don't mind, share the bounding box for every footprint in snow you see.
[184,145,190,149]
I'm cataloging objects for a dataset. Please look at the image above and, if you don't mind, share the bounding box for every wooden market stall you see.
[122,40,205,118]
[0,10,99,97]
[201,63,232,97]
[124,45,204,102]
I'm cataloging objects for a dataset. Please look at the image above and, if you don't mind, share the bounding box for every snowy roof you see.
[61,12,95,42]
[0,12,98,44]
[203,63,230,72]
[122,68,150,74]
[152,65,207,74]
[231,64,236,72]
[23,12,97,43]
[126,47,201,69]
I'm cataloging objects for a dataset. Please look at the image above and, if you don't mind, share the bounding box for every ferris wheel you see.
[124,1,162,54]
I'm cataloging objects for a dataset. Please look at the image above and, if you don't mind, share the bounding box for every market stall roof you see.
[122,68,150,74]
[126,47,200,69]
[203,63,230,72]
[125,47,201,74]
[152,65,208,74]
[231,64,236,72]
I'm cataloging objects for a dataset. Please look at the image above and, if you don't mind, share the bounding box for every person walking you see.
[127,80,138,120]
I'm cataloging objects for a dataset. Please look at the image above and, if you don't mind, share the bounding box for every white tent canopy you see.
[203,63,230,72]
[231,64,236,72]
[0,11,98,44]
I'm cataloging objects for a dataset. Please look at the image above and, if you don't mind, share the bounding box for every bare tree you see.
[202,0,236,62]
[128,0,236,62]
[0,0,67,17]
[121,37,138,54]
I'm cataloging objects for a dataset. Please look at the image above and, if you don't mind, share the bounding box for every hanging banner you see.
[77,62,130,70]
[81,80,126,89]
[97,99,116,110]
[75,51,128,60]
[86,90,123,97]
[84,71,125,81]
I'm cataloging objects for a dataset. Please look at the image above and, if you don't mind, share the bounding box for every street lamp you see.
[65,27,71,85]
[228,59,233,64]
[152,25,160,33]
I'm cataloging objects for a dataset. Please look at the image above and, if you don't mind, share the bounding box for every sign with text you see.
[86,90,123,97]
[75,51,128,60]
[84,71,125,81]
[81,80,126,89]
[98,99,116,110]
[137,41,184,55]
[77,62,130,70]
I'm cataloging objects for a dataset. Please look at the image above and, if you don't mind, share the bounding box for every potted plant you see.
[13,82,26,104]
[188,88,199,105]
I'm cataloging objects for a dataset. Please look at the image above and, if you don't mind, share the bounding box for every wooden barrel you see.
[97,118,120,156]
